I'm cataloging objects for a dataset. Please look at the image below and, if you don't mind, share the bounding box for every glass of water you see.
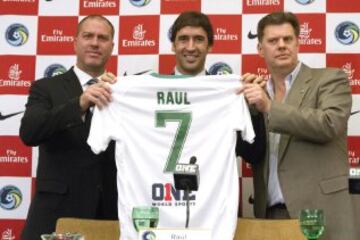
[299,209,325,240]
[132,206,159,232]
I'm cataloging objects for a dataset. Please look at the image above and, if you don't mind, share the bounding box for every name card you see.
[138,228,211,240]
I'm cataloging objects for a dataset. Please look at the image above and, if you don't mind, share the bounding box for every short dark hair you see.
[257,11,300,42]
[77,14,115,39]
[170,11,214,46]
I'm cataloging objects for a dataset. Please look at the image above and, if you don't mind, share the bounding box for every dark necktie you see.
[85,78,98,127]
[86,78,98,86]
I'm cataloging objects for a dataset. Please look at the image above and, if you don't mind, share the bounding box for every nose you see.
[90,37,99,46]
[277,38,286,48]
[185,39,196,51]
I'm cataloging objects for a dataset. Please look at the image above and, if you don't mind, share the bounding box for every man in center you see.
[169,11,265,164]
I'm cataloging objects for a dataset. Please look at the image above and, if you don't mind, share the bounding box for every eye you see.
[82,33,93,40]
[177,36,188,42]
[98,35,110,42]
[268,39,277,44]
[194,36,205,43]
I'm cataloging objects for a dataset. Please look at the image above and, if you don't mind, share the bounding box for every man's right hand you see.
[79,81,113,112]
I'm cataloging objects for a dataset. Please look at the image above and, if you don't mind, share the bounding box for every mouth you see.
[184,54,198,63]
[86,51,102,58]
[276,54,289,60]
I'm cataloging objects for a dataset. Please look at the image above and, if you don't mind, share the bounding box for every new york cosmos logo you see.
[208,62,233,75]
[44,64,67,78]
[142,231,156,240]
[295,0,315,5]
[129,0,151,7]
[5,23,29,47]
[0,185,22,210]
[335,21,359,45]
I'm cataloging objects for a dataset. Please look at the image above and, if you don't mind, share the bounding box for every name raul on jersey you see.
[157,91,191,105]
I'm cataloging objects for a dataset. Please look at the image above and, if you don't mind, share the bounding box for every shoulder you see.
[303,64,346,79]
[32,68,76,87]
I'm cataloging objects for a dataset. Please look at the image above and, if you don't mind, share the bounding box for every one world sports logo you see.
[208,62,233,75]
[5,23,29,47]
[295,0,315,5]
[0,185,22,210]
[129,0,151,7]
[142,231,156,240]
[335,21,359,45]
[44,64,67,78]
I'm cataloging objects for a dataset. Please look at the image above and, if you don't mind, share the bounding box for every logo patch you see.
[0,185,22,210]
[335,21,359,45]
[208,62,233,75]
[129,0,151,7]
[44,64,67,78]
[295,0,315,5]
[5,23,29,47]
[142,231,156,240]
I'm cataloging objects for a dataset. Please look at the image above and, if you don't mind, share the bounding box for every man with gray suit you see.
[242,11,358,240]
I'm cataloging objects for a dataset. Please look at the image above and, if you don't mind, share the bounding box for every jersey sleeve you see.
[232,94,255,144]
[87,103,122,154]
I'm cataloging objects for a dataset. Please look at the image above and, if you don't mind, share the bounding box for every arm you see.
[236,109,266,164]
[19,80,83,146]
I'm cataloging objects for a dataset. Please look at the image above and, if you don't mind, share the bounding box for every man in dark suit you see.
[20,15,118,240]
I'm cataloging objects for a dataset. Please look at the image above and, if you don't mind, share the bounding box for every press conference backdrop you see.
[1,0,360,238]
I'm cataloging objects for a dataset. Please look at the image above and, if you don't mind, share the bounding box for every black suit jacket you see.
[20,68,118,240]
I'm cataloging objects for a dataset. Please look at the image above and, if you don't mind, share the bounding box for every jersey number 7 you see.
[155,111,192,173]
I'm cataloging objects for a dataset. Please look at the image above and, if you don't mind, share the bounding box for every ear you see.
[207,45,213,53]
[257,43,264,58]
[171,43,175,53]
[73,37,78,53]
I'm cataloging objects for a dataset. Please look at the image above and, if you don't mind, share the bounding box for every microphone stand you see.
[185,185,190,228]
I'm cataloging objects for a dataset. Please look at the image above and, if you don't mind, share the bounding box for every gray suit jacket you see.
[252,64,359,240]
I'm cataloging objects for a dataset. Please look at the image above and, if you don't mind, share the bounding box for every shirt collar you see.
[266,61,302,100]
[73,65,103,87]
[174,67,207,76]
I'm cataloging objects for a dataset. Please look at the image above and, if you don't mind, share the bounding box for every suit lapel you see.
[278,64,313,162]
[62,67,83,100]
[61,68,91,138]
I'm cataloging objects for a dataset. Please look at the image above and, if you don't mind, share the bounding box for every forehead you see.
[79,18,112,35]
[263,23,296,38]
[175,26,207,38]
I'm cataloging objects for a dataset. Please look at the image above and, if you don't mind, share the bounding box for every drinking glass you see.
[299,209,325,240]
[132,206,159,232]
[40,232,84,240]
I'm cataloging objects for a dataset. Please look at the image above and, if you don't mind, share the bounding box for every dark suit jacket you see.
[20,68,118,240]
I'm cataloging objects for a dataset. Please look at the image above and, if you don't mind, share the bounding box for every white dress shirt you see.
[266,62,301,207]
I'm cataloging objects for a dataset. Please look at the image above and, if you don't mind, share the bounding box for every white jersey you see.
[87,73,255,240]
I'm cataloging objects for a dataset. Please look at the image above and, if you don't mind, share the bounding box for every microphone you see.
[349,167,360,194]
[173,156,200,228]
[173,156,200,191]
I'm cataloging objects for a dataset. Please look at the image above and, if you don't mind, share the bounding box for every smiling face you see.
[74,17,114,76]
[257,23,299,75]
[172,26,212,76]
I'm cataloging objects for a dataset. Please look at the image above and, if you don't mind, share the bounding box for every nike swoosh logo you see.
[351,110,360,116]
[247,31,258,39]
[0,111,24,121]
[123,69,152,76]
